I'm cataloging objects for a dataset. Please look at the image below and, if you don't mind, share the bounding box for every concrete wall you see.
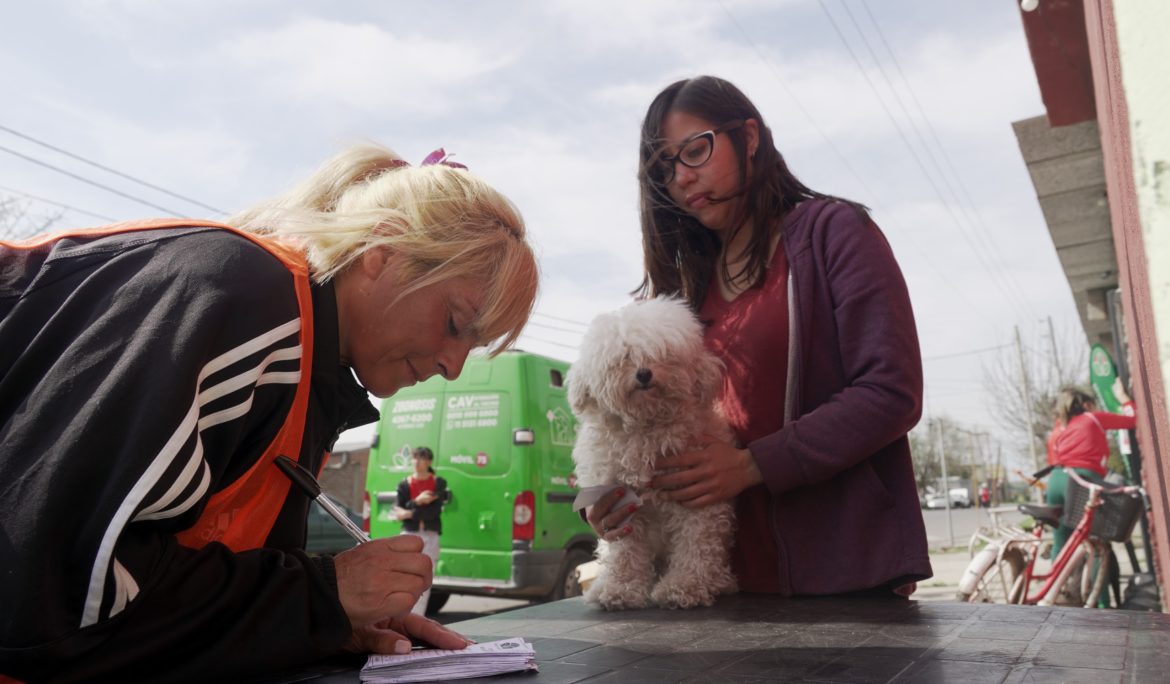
[1084,0,1170,600]
[1116,0,1170,433]
[319,449,370,513]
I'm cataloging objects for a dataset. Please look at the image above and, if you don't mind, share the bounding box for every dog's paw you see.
[587,580,652,611]
[650,576,717,610]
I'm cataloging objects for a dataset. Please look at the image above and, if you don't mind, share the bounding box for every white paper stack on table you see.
[360,638,537,683]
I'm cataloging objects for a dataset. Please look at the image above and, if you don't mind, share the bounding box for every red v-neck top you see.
[409,474,436,501]
[699,241,789,593]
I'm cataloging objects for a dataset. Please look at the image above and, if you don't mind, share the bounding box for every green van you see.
[365,351,596,611]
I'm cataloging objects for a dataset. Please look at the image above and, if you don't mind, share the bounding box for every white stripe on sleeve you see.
[80,317,303,628]
[137,459,211,523]
[82,399,199,627]
[135,439,206,520]
[109,559,140,618]
[198,345,301,406]
[198,319,300,383]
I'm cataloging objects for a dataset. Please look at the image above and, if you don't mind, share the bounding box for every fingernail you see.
[623,525,632,534]
[616,488,625,497]
[394,641,411,654]
[628,505,637,514]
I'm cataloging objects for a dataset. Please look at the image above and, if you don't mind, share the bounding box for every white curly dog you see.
[568,296,737,610]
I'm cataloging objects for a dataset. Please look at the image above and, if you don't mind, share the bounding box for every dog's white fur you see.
[568,296,737,610]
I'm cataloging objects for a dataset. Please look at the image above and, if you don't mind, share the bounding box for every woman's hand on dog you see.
[651,438,762,508]
[585,488,638,541]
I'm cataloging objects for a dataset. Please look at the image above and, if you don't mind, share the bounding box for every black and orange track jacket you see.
[0,221,378,682]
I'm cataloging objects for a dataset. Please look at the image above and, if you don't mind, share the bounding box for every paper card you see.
[571,484,642,512]
[362,638,537,683]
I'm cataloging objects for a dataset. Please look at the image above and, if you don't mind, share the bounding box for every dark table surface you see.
[281,594,1170,683]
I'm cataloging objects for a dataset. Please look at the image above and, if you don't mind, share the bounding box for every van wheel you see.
[425,589,450,616]
[550,549,592,601]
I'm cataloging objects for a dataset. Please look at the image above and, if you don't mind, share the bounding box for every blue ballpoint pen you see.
[275,455,371,544]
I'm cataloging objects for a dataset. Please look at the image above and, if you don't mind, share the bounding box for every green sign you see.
[1089,344,1121,412]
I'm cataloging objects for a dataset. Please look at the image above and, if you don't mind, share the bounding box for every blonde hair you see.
[1054,386,1096,426]
[228,143,537,355]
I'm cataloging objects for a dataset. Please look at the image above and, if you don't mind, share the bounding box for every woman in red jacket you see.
[395,446,448,615]
[585,76,931,598]
[1046,380,1137,556]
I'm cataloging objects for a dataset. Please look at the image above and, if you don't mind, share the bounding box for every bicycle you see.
[962,467,1055,559]
[957,466,1146,608]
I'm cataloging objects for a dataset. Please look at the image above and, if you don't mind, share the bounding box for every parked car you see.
[305,494,363,554]
[924,488,971,510]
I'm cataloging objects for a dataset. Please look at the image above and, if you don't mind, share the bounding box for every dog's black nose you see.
[635,368,653,386]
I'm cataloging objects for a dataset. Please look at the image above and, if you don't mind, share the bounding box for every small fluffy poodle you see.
[568,295,737,610]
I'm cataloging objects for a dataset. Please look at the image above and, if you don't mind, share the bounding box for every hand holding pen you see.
[273,454,469,653]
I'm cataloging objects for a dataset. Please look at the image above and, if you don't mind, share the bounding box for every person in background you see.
[1045,378,1137,557]
[395,446,447,615]
[585,75,931,598]
[0,144,537,682]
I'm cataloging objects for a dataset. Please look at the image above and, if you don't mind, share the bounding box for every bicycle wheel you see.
[957,543,1028,603]
[1076,542,1113,608]
[1041,544,1088,607]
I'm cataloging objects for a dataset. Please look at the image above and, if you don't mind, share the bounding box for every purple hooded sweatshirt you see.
[748,199,933,595]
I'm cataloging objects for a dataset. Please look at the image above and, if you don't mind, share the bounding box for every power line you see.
[526,319,587,337]
[0,143,186,216]
[0,183,115,222]
[518,333,578,351]
[818,0,1035,325]
[0,123,227,215]
[718,0,1003,329]
[531,311,590,329]
[854,0,1040,322]
[923,344,1010,362]
[717,0,879,201]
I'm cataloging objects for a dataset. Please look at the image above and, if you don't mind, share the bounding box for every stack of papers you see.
[360,638,538,683]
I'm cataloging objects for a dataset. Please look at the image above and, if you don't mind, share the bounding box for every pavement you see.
[915,546,971,602]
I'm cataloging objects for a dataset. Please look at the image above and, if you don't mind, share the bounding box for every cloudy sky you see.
[0,0,1078,460]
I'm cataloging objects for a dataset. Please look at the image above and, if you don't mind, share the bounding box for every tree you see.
[981,322,1088,473]
[0,195,63,241]
[909,415,979,494]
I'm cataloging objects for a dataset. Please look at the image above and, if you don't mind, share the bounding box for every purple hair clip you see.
[421,148,468,170]
[385,148,468,171]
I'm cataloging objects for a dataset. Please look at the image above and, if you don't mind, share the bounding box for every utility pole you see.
[987,434,1002,507]
[1015,325,1042,496]
[935,417,955,548]
[1046,316,1064,383]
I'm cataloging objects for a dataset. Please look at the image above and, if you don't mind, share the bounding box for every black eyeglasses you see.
[652,120,744,184]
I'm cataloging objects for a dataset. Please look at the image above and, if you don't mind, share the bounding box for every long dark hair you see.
[634,75,847,309]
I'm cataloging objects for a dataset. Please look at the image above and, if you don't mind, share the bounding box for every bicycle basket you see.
[1061,476,1144,542]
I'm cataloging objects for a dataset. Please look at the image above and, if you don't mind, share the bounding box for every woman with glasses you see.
[584,75,932,598]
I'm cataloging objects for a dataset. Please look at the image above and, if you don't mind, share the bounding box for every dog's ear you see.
[566,368,596,415]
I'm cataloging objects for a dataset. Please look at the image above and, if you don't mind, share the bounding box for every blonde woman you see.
[0,144,537,682]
